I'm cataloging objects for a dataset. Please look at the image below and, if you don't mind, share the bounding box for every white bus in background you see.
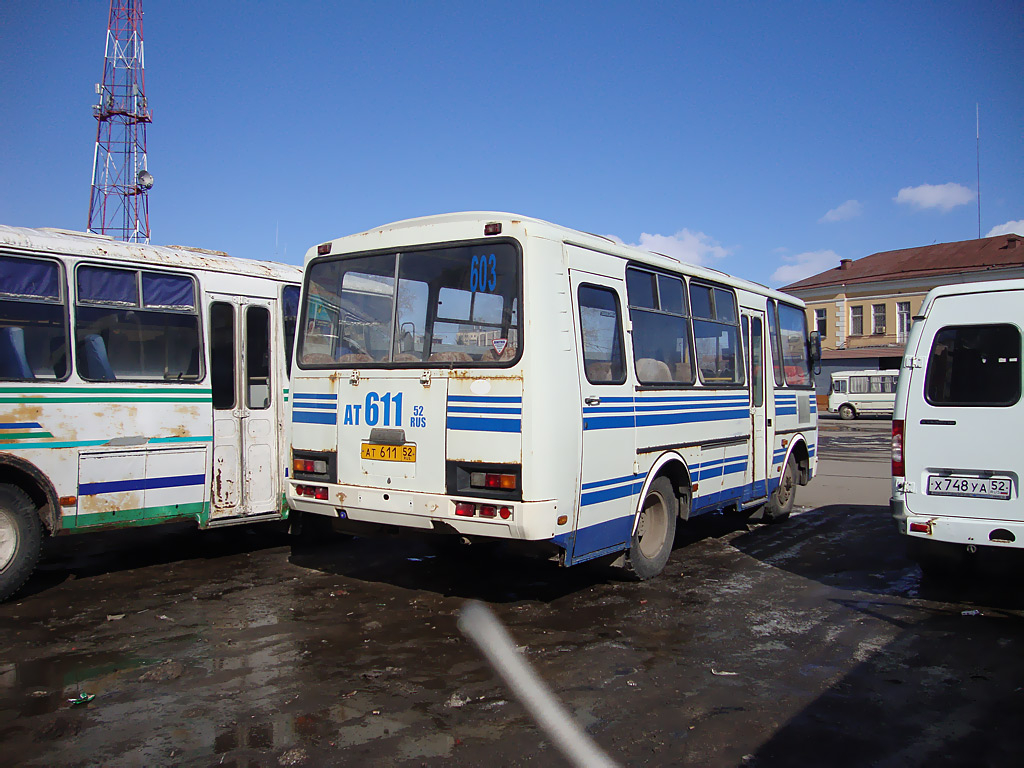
[287,212,820,579]
[827,369,898,420]
[891,279,1023,574]
[0,226,302,600]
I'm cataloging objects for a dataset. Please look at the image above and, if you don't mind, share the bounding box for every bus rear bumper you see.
[288,483,564,541]
[901,513,1024,550]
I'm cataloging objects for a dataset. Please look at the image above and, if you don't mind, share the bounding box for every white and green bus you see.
[0,225,302,600]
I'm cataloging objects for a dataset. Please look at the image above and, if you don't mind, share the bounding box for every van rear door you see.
[903,288,1022,521]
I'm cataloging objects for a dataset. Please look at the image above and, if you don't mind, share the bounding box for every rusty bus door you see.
[208,296,281,521]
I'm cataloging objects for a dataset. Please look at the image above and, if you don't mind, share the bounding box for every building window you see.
[897,301,911,343]
[850,306,863,336]
[872,304,886,335]
[814,308,827,338]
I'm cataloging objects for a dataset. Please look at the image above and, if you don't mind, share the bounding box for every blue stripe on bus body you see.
[635,410,747,428]
[582,473,638,491]
[580,480,644,507]
[447,417,521,433]
[293,402,338,410]
[448,395,523,404]
[294,411,338,425]
[447,406,523,415]
[293,393,338,401]
[0,422,43,429]
[583,415,636,430]
[80,473,206,497]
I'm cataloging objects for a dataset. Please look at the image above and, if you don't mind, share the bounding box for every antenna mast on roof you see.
[87,0,153,243]
[976,103,981,239]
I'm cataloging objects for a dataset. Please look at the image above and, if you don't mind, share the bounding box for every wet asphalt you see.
[2,418,1023,767]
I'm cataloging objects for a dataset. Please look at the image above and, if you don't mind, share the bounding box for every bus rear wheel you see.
[839,404,856,420]
[627,476,677,580]
[763,456,796,523]
[0,484,43,602]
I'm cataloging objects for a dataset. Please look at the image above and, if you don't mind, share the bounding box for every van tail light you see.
[892,419,905,477]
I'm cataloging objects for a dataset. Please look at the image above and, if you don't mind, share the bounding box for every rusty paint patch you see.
[447,370,524,381]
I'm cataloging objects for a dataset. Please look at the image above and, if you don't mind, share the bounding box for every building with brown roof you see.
[781,232,1024,401]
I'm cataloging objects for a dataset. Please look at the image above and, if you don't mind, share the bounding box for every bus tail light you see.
[470,472,517,490]
[499,506,512,520]
[479,505,497,518]
[295,484,328,500]
[455,502,475,517]
[892,419,905,477]
[909,521,931,534]
[294,458,328,474]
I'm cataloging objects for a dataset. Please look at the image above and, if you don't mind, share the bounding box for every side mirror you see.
[808,331,822,376]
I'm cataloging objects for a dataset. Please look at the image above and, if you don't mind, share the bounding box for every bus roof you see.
[0,225,302,283]
[310,211,804,306]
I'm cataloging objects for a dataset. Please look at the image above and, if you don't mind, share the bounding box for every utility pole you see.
[87,0,153,243]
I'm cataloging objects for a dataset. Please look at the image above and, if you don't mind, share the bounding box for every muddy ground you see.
[2,420,1023,767]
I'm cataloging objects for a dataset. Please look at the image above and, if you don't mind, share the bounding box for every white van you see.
[891,279,1023,572]
[828,369,898,420]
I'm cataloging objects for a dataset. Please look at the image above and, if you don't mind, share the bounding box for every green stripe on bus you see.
[3,436,213,450]
[0,386,213,395]
[0,397,212,404]
[64,501,210,530]
[0,432,55,440]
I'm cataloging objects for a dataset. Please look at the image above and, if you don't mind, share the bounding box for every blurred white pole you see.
[457,600,620,768]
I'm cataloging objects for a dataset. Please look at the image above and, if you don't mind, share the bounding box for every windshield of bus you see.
[298,242,521,366]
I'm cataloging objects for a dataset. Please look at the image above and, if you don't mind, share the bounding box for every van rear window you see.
[925,324,1021,407]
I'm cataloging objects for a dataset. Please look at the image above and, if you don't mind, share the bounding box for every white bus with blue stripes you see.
[287,213,820,579]
[0,225,302,600]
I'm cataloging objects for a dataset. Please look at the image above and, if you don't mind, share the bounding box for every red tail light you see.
[892,419,905,477]
[455,502,475,517]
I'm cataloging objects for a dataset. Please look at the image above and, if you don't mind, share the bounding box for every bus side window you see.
[210,302,235,410]
[246,306,271,409]
[0,255,68,381]
[578,285,626,385]
[75,266,200,382]
[282,285,300,375]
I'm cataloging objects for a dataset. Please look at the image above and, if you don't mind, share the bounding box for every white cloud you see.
[821,200,863,222]
[608,229,728,266]
[771,250,840,286]
[894,182,974,212]
[986,219,1024,237]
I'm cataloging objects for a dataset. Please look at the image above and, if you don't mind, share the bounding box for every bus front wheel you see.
[627,476,677,580]
[839,404,856,420]
[0,484,43,602]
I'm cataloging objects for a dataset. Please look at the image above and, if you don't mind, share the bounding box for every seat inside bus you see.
[0,326,33,379]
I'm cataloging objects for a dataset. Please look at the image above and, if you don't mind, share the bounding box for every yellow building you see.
[781,233,1024,401]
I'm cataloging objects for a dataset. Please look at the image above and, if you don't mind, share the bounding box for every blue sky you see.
[2,1,1022,287]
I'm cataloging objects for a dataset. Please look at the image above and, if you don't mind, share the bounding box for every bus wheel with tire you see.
[763,456,796,523]
[627,476,677,580]
[839,404,856,420]
[0,484,43,602]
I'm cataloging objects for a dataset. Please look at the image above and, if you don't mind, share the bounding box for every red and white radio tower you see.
[87,0,153,243]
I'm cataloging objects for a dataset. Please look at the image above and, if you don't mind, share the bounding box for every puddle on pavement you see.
[0,649,152,717]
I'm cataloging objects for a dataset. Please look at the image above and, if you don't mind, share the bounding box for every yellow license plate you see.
[360,443,416,462]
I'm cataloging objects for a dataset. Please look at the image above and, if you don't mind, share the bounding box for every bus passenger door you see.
[568,262,637,563]
[743,311,769,499]
[209,297,282,521]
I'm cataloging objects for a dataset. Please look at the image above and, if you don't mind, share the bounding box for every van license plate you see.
[927,475,1011,500]
[361,443,416,462]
